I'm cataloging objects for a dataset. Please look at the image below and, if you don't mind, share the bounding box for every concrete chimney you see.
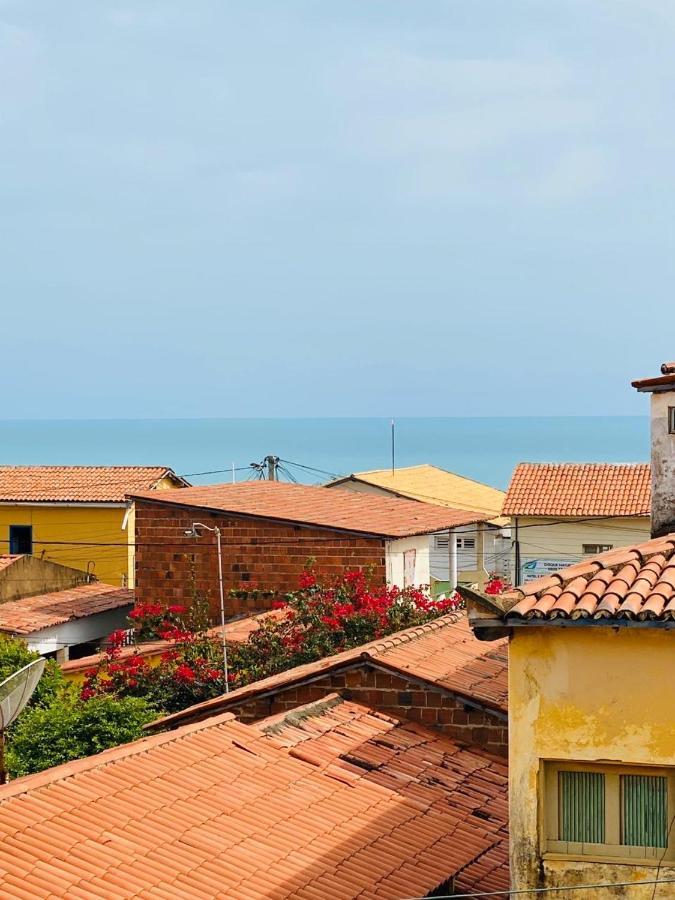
[632,362,675,537]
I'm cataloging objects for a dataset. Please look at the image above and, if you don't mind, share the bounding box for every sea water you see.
[0,417,649,490]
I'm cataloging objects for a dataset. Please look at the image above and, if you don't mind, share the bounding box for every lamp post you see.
[184,522,229,692]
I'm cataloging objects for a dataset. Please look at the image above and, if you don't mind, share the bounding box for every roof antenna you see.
[0,658,46,783]
[391,419,395,476]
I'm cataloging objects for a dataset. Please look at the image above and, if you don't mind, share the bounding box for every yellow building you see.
[503,463,651,584]
[464,535,675,898]
[0,466,187,586]
[327,463,511,585]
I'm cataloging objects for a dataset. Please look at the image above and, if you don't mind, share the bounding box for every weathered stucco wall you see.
[651,392,675,537]
[509,626,675,898]
[0,554,88,602]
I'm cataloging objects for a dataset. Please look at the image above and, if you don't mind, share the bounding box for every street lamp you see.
[184,522,229,692]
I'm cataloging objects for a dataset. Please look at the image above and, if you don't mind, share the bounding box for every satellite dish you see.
[0,658,46,784]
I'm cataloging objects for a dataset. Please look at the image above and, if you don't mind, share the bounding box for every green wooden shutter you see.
[559,771,605,843]
[621,775,668,848]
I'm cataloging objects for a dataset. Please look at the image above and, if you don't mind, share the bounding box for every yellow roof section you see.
[334,464,507,525]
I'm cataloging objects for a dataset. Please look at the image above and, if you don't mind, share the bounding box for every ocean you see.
[0,417,649,490]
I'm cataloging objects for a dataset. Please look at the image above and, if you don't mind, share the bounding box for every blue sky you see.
[1,1,673,418]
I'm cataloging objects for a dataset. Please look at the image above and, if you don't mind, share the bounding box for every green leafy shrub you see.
[7,692,156,778]
[0,637,64,707]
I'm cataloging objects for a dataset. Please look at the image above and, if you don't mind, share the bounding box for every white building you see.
[327,464,511,586]
[0,583,134,661]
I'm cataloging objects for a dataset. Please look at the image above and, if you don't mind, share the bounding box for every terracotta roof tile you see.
[0,466,187,503]
[497,534,675,623]
[0,583,134,634]
[632,362,675,391]
[258,697,508,895]
[0,706,506,898]
[0,555,21,573]
[130,480,489,539]
[150,613,508,732]
[502,462,651,517]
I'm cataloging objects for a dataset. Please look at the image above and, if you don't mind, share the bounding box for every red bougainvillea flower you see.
[298,571,316,589]
[175,663,196,683]
[485,576,508,595]
[271,599,288,610]
[167,604,186,614]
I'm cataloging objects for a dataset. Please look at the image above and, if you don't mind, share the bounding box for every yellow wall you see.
[510,626,675,897]
[0,505,129,586]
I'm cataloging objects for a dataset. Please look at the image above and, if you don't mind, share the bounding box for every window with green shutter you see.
[545,762,674,863]
[622,775,668,848]
[559,771,605,843]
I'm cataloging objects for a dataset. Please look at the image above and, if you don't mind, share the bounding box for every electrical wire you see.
[278,459,342,479]
[402,877,675,899]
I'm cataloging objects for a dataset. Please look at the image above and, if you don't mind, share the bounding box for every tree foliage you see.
[7,692,156,778]
[0,637,63,707]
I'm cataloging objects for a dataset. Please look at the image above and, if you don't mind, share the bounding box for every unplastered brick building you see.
[129,480,488,620]
[148,613,509,757]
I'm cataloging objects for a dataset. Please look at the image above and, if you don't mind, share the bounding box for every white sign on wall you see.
[521,558,578,582]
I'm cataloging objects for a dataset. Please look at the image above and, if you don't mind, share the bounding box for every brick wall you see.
[134,500,386,619]
[221,663,508,756]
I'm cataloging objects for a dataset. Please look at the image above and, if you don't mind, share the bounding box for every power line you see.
[402,876,675,899]
[278,458,341,479]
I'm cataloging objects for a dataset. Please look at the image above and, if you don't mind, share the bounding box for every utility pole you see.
[264,455,279,481]
[185,523,229,691]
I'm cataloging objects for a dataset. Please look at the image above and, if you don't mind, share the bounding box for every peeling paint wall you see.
[651,392,675,536]
[509,627,675,898]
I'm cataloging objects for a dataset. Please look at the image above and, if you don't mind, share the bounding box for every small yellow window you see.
[543,761,675,863]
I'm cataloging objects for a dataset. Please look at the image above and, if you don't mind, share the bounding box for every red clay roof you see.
[0,704,507,898]
[0,583,134,635]
[60,608,287,675]
[130,480,488,538]
[502,462,651,517]
[260,696,509,895]
[491,534,675,622]
[0,466,187,503]
[151,613,508,731]
[632,360,675,391]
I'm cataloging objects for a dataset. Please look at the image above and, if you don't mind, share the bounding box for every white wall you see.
[385,534,430,587]
[25,605,132,658]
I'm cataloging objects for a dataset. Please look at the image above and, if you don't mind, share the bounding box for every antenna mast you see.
[391,419,395,476]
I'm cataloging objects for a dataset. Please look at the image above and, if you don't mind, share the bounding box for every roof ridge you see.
[0,464,173,470]
[366,612,461,657]
[0,711,239,802]
[511,461,650,468]
[260,694,346,734]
